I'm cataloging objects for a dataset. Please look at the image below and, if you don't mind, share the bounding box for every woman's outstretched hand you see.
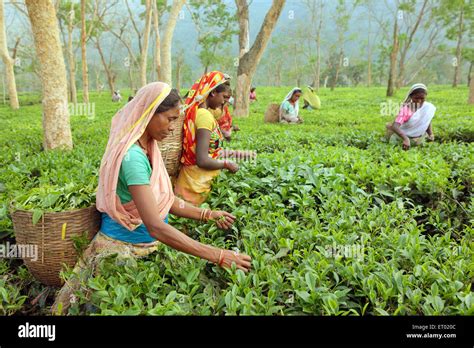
[218,249,252,272]
[210,210,235,230]
[224,161,239,173]
[402,138,411,150]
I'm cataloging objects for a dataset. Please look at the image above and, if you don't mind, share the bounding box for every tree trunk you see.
[67,2,77,104]
[234,0,251,117]
[25,0,73,150]
[367,15,372,87]
[140,0,152,87]
[152,0,162,81]
[397,59,405,89]
[315,8,322,91]
[128,53,135,93]
[94,67,100,92]
[235,70,251,118]
[161,0,185,85]
[176,56,182,92]
[237,0,250,59]
[468,62,472,88]
[468,65,474,104]
[234,0,285,117]
[0,0,19,109]
[95,39,115,96]
[453,6,464,88]
[80,0,89,103]
[386,15,399,97]
[396,0,428,89]
[310,0,323,91]
[331,50,343,91]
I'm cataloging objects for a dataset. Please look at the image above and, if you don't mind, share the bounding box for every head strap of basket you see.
[181,71,230,166]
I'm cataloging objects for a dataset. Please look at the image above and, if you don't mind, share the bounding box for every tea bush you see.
[0,86,472,315]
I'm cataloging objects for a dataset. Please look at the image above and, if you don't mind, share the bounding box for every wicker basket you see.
[11,205,101,287]
[264,103,280,123]
[157,109,185,178]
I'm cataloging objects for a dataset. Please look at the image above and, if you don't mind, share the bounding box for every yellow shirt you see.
[208,107,224,121]
[195,108,218,132]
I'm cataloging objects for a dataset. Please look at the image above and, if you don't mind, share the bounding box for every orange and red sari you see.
[174,71,229,206]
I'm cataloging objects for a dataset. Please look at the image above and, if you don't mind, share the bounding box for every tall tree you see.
[464,36,474,103]
[0,0,19,109]
[367,11,372,87]
[434,0,472,87]
[396,0,430,88]
[66,2,78,104]
[57,1,80,104]
[78,0,112,101]
[103,17,137,92]
[329,0,351,91]
[94,35,117,95]
[303,0,324,91]
[161,0,186,85]
[80,0,89,103]
[234,0,285,117]
[386,7,400,97]
[452,2,464,88]
[174,47,185,92]
[25,0,72,150]
[366,1,392,86]
[139,0,152,87]
[188,0,238,74]
[469,67,474,104]
[152,0,162,81]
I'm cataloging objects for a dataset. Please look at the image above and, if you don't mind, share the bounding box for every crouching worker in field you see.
[279,87,303,124]
[112,90,122,102]
[174,71,239,206]
[384,83,436,150]
[52,82,251,315]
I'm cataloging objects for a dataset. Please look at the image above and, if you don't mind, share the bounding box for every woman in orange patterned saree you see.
[174,71,239,206]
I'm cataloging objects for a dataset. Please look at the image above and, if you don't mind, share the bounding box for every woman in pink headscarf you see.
[95,82,251,272]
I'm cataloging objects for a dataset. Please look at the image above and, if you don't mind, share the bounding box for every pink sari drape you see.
[96,82,175,231]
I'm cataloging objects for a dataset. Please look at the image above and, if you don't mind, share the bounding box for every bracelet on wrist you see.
[217,249,225,266]
[206,210,213,221]
[200,209,208,222]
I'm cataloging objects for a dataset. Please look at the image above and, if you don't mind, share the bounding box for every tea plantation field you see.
[0,86,472,315]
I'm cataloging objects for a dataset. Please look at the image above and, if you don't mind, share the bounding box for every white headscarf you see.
[404,83,427,104]
[280,87,302,117]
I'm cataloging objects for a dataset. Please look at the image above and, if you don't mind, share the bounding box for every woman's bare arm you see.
[426,122,434,140]
[169,197,201,220]
[195,129,225,170]
[128,185,251,271]
[129,185,219,262]
[388,122,411,150]
[388,122,409,141]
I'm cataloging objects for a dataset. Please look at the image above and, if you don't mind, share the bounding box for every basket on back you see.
[11,205,100,287]
[157,108,185,178]
[264,103,280,123]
